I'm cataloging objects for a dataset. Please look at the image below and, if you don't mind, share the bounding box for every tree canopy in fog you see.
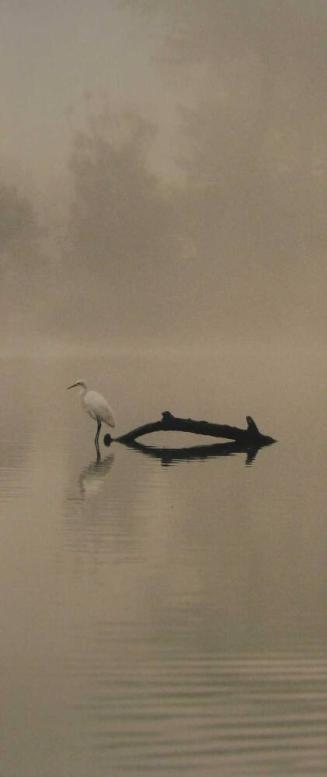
[0,181,43,337]
[65,111,185,341]
[1,0,326,347]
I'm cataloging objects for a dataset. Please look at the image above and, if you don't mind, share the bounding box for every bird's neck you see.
[79,385,87,397]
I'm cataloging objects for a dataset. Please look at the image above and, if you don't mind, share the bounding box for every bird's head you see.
[67,380,87,391]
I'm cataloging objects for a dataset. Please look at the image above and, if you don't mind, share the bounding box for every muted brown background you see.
[1,0,326,348]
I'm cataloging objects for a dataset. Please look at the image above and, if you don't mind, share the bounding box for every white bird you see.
[67,380,115,450]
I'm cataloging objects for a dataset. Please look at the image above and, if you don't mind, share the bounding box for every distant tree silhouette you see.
[66,110,185,339]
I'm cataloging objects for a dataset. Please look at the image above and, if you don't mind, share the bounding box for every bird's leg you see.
[95,419,102,449]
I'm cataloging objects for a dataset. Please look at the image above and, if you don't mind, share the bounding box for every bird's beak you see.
[67,382,79,390]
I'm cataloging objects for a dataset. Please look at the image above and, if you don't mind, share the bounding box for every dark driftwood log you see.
[104,411,275,448]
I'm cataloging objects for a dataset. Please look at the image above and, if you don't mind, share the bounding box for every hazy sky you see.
[0,1,174,187]
[1,0,326,348]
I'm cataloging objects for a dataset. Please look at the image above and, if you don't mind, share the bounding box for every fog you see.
[1,0,326,351]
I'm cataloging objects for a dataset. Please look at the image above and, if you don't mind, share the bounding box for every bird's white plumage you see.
[82,389,115,427]
[67,380,115,451]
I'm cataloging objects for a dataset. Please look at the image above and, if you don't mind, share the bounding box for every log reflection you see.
[123,439,273,467]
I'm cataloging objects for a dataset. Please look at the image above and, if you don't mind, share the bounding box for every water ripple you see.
[80,651,327,775]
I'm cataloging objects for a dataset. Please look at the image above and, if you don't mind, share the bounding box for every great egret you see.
[67,380,115,450]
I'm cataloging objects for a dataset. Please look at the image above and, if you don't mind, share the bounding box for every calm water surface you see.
[0,347,326,776]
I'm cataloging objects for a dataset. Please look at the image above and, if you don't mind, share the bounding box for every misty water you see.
[1,346,326,777]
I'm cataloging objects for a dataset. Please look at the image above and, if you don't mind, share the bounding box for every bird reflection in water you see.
[79,453,115,498]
